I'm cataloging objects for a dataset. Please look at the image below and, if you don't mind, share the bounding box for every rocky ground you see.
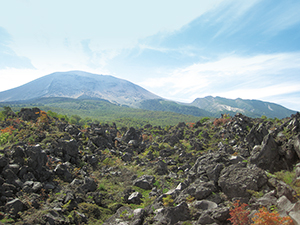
[0,108,300,224]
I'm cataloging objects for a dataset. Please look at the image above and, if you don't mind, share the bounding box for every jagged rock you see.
[5,198,26,216]
[70,178,84,186]
[18,107,41,121]
[277,195,295,216]
[57,139,79,163]
[127,192,143,204]
[22,181,43,193]
[198,213,215,224]
[268,177,297,202]
[11,145,25,158]
[0,156,8,168]
[103,206,145,225]
[90,136,110,149]
[122,127,141,144]
[289,201,300,225]
[159,148,175,157]
[77,177,97,193]
[6,164,20,175]
[122,152,133,162]
[245,122,268,149]
[155,160,168,175]
[65,124,80,136]
[211,206,230,222]
[251,190,277,208]
[25,144,48,171]
[190,180,217,200]
[133,175,155,190]
[53,163,74,182]
[42,210,67,225]
[192,200,218,210]
[205,163,224,184]
[84,154,99,167]
[250,134,284,172]
[153,202,190,224]
[44,183,56,190]
[293,134,300,159]
[1,168,23,188]
[218,163,268,199]
[163,135,180,146]
[201,131,210,140]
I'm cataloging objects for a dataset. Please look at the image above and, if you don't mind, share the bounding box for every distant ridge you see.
[190,96,296,118]
[0,71,297,118]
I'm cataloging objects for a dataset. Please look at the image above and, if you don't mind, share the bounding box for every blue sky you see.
[0,0,300,111]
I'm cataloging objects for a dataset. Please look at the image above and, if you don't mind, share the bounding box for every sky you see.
[0,0,300,111]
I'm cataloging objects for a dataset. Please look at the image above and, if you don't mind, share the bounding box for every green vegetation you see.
[0,98,207,127]
[0,106,298,224]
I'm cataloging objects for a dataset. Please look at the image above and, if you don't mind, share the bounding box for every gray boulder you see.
[6,198,26,216]
[127,192,143,205]
[153,202,190,224]
[245,122,268,150]
[77,177,97,193]
[192,200,218,210]
[218,163,268,199]
[250,134,282,172]
[53,163,74,182]
[25,145,48,171]
[133,175,155,190]
[293,135,300,159]
[155,160,168,175]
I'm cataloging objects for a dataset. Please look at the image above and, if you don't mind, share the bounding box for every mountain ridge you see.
[0,71,297,118]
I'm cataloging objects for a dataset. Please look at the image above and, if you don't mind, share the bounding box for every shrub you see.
[163,195,174,207]
[228,200,250,225]
[251,207,293,225]
[228,200,294,225]
[213,117,231,127]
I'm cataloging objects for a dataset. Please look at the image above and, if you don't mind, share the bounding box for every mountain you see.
[190,96,297,118]
[0,71,297,119]
[0,71,161,107]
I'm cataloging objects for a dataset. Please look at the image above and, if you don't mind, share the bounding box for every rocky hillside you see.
[0,109,300,224]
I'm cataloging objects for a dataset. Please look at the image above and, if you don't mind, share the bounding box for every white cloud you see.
[139,52,300,108]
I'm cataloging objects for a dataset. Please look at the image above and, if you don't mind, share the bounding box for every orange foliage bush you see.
[0,126,15,134]
[186,122,195,128]
[228,200,294,225]
[228,200,250,225]
[37,111,49,124]
[251,207,293,225]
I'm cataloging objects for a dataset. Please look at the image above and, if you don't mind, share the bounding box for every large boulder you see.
[250,134,283,172]
[25,145,48,171]
[218,163,268,199]
[57,139,79,163]
[153,202,190,224]
[245,122,268,150]
[293,134,300,159]
[5,198,26,216]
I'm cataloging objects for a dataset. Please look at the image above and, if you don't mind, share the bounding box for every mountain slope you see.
[0,71,161,106]
[191,96,296,118]
[139,99,211,117]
